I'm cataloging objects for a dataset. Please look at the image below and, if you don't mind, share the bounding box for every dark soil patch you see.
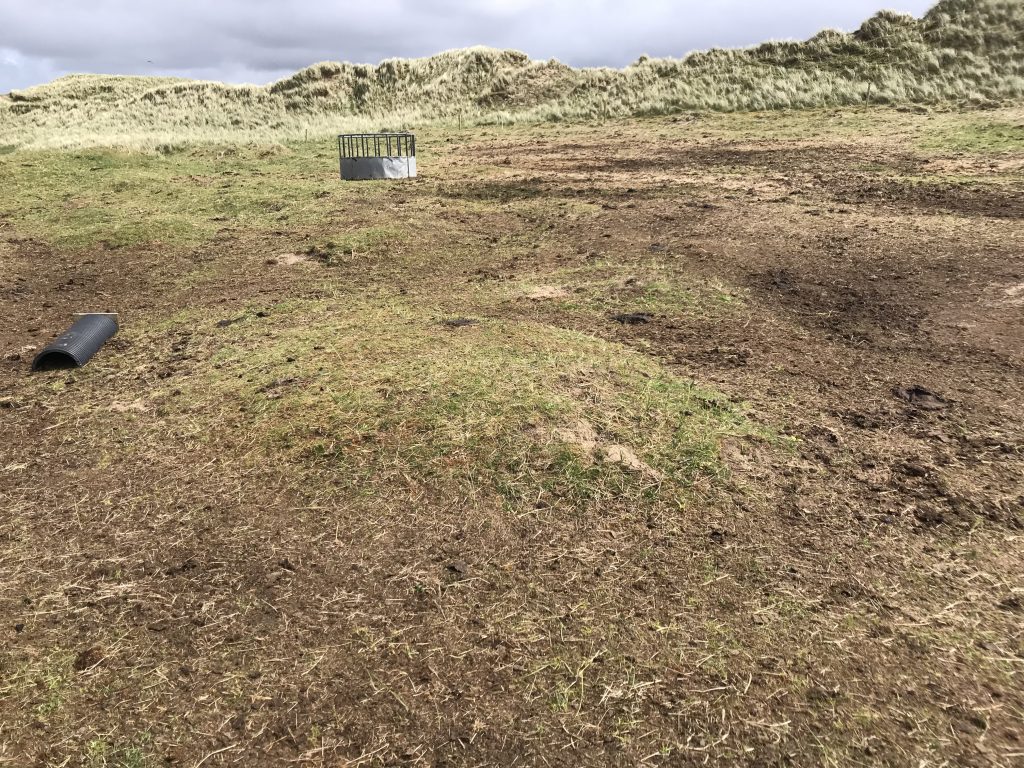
[835,178,1024,219]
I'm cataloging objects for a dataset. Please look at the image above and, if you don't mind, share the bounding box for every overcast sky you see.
[1,0,936,92]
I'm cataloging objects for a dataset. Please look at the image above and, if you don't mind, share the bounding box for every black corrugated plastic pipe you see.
[32,313,119,372]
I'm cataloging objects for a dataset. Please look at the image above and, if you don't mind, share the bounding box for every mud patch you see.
[835,178,1024,219]
[612,312,654,326]
[720,437,773,481]
[442,317,480,329]
[746,267,922,338]
[893,385,949,411]
[568,145,923,177]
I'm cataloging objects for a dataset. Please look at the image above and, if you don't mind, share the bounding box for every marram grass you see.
[1,0,1022,150]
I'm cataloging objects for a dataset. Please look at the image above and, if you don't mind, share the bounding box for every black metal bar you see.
[338,133,415,171]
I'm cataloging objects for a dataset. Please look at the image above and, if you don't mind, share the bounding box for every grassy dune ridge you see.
[1,0,1022,149]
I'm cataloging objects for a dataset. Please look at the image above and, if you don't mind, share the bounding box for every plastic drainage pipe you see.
[32,313,119,372]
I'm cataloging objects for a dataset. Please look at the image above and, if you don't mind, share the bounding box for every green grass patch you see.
[0,142,379,250]
[309,226,407,263]
[165,298,754,510]
[85,738,152,768]
[920,120,1024,153]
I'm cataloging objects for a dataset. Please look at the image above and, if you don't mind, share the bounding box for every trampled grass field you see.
[1,107,1023,766]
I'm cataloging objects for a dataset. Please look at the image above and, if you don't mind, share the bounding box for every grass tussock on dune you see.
[1,0,1023,149]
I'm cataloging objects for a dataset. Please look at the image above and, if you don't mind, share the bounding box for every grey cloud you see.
[1,0,936,91]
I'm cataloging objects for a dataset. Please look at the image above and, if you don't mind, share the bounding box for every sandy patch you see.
[526,285,570,300]
[1003,283,1024,306]
[271,253,310,266]
[600,444,656,476]
[553,420,599,454]
[552,419,660,479]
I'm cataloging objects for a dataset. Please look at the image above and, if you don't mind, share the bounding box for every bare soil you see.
[1,112,1023,767]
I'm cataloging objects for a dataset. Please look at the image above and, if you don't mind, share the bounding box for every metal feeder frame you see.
[337,133,417,180]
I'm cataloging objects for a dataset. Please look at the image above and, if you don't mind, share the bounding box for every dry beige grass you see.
[1,0,1022,149]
